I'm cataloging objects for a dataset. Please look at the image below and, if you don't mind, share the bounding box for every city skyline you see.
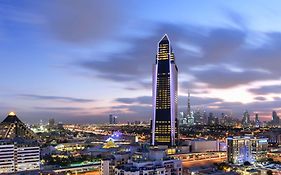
[2,1,281,123]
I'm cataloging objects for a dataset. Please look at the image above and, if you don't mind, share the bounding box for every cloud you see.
[199,28,246,62]
[214,99,281,113]
[75,22,276,90]
[254,96,267,101]
[3,4,281,122]
[179,96,223,106]
[233,33,281,77]
[34,106,83,111]
[77,34,159,82]
[41,0,128,43]
[249,85,281,95]
[19,94,94,103]
[191,66,272,88]
[114,95,222,108]
[115,96,151,105]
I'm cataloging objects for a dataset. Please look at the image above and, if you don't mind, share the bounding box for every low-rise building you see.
[115,148,182,175]
[190,139,220,152]
[227,135,268,164]
[115,159,182,175]
[101,146,182,175]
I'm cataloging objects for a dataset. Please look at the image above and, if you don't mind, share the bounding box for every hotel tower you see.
[151,34,178,147]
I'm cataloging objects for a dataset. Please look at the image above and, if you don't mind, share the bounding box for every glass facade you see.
[152,34,178,147]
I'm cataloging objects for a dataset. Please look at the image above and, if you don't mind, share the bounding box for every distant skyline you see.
[1,1,281,123]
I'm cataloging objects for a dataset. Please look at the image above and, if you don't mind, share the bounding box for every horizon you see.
[1,1,281,123]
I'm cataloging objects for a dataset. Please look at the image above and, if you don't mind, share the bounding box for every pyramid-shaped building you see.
[0,112,37,140]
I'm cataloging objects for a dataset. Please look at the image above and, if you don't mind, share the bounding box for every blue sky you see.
[1,0,281,123]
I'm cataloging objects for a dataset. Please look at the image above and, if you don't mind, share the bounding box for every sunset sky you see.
[1,0,281,123]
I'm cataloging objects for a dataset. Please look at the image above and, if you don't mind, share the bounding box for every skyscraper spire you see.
[187,89,191,117]
[160,34,169,43]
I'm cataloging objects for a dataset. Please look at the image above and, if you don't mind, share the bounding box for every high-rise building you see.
[255,113,260,128]
[187,111,194,126]
[109,114,117,124]
[48,118,55,127]
[186,91,196,126]
[193,110,202,125]
[227,136,268,164]
[208,112,215,125]
[187,90,191,118]
[242,110,250,127]
[271,111,280,126]
[203,111,208,125]
[179,112,187,125]
[0,138,40,174]
[151,34,178,147]
[220,113,227,125]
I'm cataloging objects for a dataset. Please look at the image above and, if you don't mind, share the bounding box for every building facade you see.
[242,110,250,127]
[114,159,182,175]
[151,34,178,147]
[109,114,118,125]
[0,140,40,174]
[271,111,280,126]
[190,140,220,153]
[227,136,268,164]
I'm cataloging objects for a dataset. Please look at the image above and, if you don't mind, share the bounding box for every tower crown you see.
[8,112,16,116]
[157,34,175,62]
[159,34,170,44]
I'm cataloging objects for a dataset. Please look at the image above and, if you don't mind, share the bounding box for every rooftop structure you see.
[0,112,37,140]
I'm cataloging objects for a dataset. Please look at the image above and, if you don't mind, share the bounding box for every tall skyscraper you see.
[151,34,178,147]
[242,110,250,127]
[203,111,208,125]
[186,91,194,125]
[208,112,215,125]
[255,113,260,128]
[109,114,117,124]
[179,112,187,125]
[272,111,280,126]
[187,90,191,118]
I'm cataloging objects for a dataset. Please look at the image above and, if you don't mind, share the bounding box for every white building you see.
[101,153,131,175]
[0,140,40,174]
[188,139,220,153]
[114,159,182,175]
[101,159,111,175]
[0,143,14,173]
